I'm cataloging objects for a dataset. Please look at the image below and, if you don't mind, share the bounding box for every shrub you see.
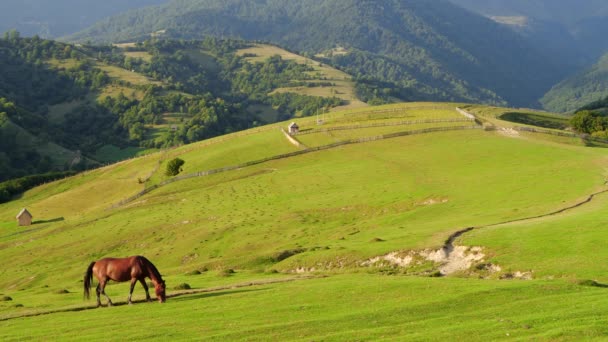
[218,268,235,277]
[174,283,191,290]
[165,158,185,176]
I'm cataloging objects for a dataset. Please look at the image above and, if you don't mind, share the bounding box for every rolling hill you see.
[68,0,570,108]
[0,35,358,181]
[2,102,608,339]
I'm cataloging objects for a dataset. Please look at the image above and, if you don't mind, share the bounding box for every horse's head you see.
[155,280,166,303]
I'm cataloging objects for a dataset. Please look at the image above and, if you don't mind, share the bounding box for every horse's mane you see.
[138,256,164,283]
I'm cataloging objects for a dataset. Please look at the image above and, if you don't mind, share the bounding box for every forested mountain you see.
[0,0,168,38]
[541,53,608,113]
[68,0,571,108]
[449,0,608,25]
[0,33,343,182]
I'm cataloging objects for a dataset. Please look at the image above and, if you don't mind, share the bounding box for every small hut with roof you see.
[288,122,299,134]
[16,208,33,226]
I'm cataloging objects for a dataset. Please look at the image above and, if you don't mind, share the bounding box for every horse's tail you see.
[83,261,96,300]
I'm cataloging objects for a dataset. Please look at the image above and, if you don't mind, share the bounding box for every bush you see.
[165,158,185,176]
[218,268,235,277]
[174,283,191,290]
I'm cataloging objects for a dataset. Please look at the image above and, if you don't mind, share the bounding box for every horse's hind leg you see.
[139,278,152,302]
[95,284,102,307]
[99,280,113,307]
[128,278,137,304]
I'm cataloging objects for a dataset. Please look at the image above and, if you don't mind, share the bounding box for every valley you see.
[3,1,608,340]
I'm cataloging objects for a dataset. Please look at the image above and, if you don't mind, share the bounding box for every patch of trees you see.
[269,93,342,120]
[0,171,77,203]
[570,95,608,138]
[570,110,608,138]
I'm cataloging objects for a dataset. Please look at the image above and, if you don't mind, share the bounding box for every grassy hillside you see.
[2,102,608,339]
[0,35,359,181]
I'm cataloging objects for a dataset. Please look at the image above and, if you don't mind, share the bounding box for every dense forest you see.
[68,0,570,108]
[0,33,343,182]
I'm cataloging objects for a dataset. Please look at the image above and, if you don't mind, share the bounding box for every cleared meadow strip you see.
[296,122,474,147]
[294,118,473,136]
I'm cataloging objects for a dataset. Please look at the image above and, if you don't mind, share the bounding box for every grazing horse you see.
[84,255,166,307]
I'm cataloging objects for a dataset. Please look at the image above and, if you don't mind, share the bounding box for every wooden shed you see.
[16,208,33,226]
[288,122,299,134]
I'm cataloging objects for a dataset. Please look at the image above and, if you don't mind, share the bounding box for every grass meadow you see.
[1,103,608,340]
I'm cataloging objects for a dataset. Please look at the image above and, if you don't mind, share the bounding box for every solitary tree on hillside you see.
[165,158,185,176]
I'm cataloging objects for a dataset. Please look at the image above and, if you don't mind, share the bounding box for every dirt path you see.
[439,187,608,274]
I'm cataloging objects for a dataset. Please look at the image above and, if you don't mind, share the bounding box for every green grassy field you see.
[1,103,608,340]
[3,275,608,340]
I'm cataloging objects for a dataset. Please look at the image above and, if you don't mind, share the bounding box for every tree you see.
[570,110,606,134]
[165,158,185,176]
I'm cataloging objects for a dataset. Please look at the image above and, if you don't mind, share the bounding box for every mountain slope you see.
[0,0,168,38]
[449,0,608,25]
[449,0,608,62]
[541,53,608,113]
[69,0,569,107]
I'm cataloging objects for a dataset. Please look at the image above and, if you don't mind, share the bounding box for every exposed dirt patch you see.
[362,245,492,276]
[498,127,520,137]
[418,198,449,206]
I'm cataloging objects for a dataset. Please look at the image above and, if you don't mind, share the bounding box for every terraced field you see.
[237,43,367,111]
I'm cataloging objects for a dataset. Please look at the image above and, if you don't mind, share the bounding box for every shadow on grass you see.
[169,288,268,303]
[33,217,65,225]
[578,279,608,288]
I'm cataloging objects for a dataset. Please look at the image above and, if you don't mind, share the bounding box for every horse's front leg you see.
[128,278,137,305]
[139,278,152,302]
[99,280,113,307]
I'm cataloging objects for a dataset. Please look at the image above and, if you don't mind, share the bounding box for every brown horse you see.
[84,255,166,307]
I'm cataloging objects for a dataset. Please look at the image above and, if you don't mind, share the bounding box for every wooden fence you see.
[293,118,474,136]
